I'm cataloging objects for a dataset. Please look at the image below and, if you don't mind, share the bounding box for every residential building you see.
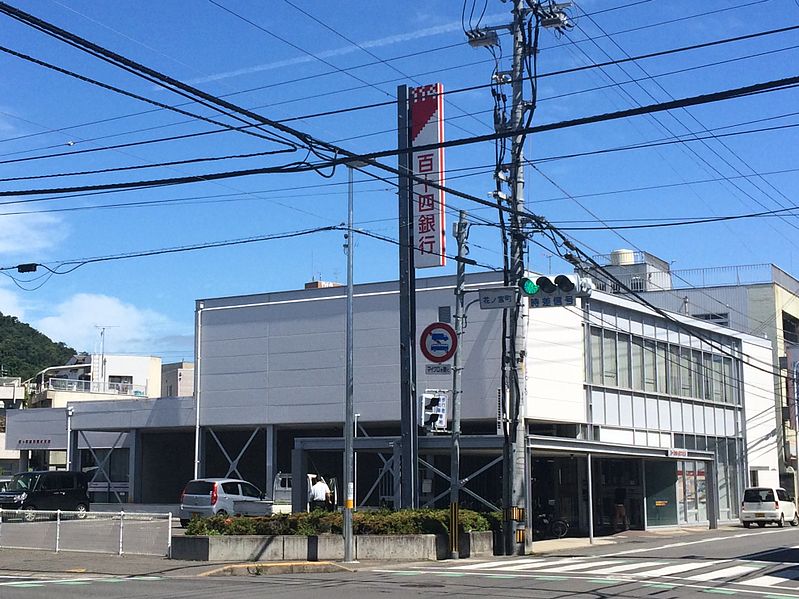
[161,361,194,397]
[0,377,22,474]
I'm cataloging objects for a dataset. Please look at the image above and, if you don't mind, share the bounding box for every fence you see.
[0,510,172,556]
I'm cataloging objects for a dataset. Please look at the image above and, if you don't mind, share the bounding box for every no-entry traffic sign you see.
[420,322,457,363]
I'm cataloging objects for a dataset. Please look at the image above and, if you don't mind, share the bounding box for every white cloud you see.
[35,293,186,355]
[0,213,67,257]
[0,282,26,320]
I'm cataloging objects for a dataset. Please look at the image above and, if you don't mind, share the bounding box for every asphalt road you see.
[4,525,799,598]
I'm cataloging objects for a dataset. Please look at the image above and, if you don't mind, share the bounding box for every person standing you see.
[309,476,331,512]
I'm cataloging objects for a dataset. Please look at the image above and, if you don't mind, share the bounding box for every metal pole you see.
[65,407,73,470]
[503,0,529,556]
[344,165,356,563]
[449,210,468,559]
[193,305,203,479]
[794,362,799,502]
[587,453,594,545]
[398,84,418,509]
[354,412,360,509]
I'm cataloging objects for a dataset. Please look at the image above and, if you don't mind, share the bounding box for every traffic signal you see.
[519,274,593,308]
[420,392,448,431]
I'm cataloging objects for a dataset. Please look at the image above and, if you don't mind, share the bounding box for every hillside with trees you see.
[0,313,76,381]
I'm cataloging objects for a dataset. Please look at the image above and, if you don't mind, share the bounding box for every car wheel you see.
[75,503,88,519]
[778,514,785,528]
[216,510,227,517]
[180,519,190,528]
[792,513,799,527]
[22,508,37,523]
[743,521,751,528]
[757,522,766,527]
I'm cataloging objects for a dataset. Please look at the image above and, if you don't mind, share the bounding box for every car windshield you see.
[6,473,39,492]
[744,488,775,502]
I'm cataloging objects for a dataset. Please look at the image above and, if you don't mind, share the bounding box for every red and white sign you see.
[410,83,446,269]
[420,322,457,363]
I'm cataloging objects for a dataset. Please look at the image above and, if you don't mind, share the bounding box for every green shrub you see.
[185,508,493,537]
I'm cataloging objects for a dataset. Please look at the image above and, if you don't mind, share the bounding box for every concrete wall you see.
[742,338,781,488]
[161,363,194,398]
[196,272,505,428]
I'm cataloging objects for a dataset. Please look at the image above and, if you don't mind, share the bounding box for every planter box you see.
[172,531,494,562]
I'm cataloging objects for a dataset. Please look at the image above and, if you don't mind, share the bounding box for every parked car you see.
[179,478,271,527]
[741,486,799,528]
[0,477,11,492]
[0,471,90,521]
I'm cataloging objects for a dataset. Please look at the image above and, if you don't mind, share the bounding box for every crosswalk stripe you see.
[688,565,762,582]
[498,558,588,572]
[626,561,724,578]
[452,558,543,570]
[536,560,620,573]
[739,570,799,588]
[591,561,666,574]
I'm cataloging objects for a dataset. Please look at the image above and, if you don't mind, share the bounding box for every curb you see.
[200,561,352,577]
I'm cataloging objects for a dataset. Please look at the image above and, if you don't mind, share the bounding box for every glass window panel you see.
[671,401,683,432]
[715,408,725,436]
[633,396,646,428]
[670,346,681,395]
[618,334,631,389]
[680,348,692,397]
[632,337,644,391]
[644,340,657,392]
[657,343,668,393]
[619,394,633,427]
[658,399,671,431]
[604,331,618,387]
[703,354,713,401]
[692,350,703,399]
[712,355,724,401]
[683,402,695,433]
[634,430,647,446]
[723,358,735,404]
[646,397,659,429]
[590,327,603,385]
[677,461,686,522]
[697,462,707,521]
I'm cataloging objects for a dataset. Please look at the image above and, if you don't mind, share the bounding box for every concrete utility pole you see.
[502,0,530,556]
[343,165,357,563]
[449,210,469,559]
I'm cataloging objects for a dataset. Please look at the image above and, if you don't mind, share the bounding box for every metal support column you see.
[343,165,356,563]
[265,424,276,501]
[587,453,594,544]
[397,83,418,509]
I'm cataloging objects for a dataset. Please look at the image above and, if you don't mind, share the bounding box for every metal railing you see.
[0,509,172,556]
[42,378,147,396]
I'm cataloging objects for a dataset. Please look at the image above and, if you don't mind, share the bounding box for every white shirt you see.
[309,480,330,501]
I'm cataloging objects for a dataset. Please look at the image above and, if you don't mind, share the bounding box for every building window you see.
[692,312,730,327]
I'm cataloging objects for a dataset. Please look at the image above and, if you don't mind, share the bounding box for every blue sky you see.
[0,0,798,361]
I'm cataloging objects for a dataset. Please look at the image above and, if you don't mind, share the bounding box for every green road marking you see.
[8,584,43,588]
[99,578,127,583]
[764,595,799,599]
[53,581,92,585]
[436,573,465,577]
[645,583,677,589]
[588,579,625,584]
[393,572,421,576]
[533,576,568,581]
[128,576,163,581]
[483,574,517,579]
[702,589,736,595]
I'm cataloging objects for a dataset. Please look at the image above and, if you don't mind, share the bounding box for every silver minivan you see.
[179,478,271,527]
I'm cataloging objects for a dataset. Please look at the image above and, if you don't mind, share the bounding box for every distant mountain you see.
[0,313,76,381]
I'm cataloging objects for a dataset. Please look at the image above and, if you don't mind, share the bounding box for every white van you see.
[741,487,798,528]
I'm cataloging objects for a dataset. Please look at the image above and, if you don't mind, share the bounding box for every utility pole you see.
[449,210,469,559]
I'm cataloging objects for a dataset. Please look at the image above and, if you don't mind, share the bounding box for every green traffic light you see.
[521,277,540,296]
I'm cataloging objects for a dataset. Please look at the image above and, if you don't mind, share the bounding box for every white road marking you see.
[687,565,762,581]
[590,561,666,574]
[452,558,543,570]
[626,560,724,578]
[498,558,587,571]
[607,528,787,556]
[739,569,799,588]
[536,560,620,573]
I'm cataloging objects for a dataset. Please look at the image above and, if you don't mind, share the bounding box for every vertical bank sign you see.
[410,83,446,268]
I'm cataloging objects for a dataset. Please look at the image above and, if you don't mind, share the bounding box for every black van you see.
[0,471,90,518]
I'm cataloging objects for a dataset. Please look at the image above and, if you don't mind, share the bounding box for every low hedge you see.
[185,508,492,537]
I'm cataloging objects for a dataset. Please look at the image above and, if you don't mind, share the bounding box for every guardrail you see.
[0,509,172,556]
